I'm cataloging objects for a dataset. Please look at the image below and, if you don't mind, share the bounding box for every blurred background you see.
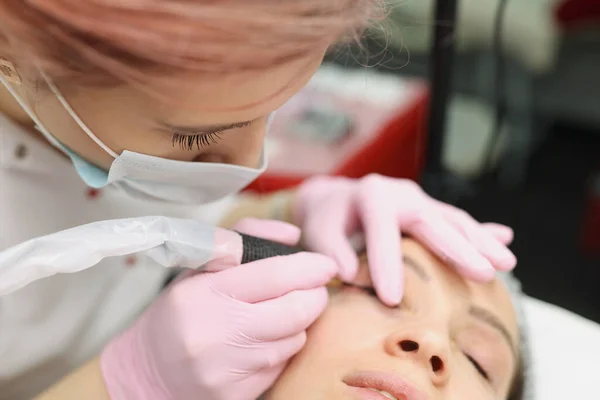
[248,0,600,322]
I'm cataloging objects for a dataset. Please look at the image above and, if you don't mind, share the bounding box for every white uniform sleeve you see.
[0,216,243,295]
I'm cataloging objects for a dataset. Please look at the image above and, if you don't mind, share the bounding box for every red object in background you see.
[581,172,600,254]
[555,0,600,29]
[245,79,429,194]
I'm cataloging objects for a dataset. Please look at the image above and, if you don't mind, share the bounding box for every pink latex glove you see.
[294,174,517,306]
[101,219,336,400]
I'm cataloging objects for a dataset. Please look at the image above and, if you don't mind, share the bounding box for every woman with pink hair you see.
[0,1,517,399]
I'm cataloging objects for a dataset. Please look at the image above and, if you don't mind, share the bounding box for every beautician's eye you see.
[172,132,224,150]
[465,353,490,381]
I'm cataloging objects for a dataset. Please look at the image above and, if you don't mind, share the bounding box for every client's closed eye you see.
[344,284,413,311]
[342,283,378,297]
[360,286,378,297]
[465,353,490,381]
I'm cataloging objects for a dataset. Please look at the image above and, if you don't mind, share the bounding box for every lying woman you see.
[265,238,526,400]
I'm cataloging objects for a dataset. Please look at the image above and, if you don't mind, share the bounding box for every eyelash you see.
[342,284,378,297]
[172,131,224,151]
[465,353,490,381]
[171,120,255,151]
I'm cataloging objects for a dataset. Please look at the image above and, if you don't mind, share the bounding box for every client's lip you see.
[343,371,427,400]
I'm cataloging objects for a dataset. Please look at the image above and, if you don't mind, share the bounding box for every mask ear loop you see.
[37,68,120,159]
[0,69,65,151]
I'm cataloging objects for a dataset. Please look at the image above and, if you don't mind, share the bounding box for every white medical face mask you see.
[0,72,267,204]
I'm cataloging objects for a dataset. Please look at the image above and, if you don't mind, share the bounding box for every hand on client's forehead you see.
[347,242,448,293]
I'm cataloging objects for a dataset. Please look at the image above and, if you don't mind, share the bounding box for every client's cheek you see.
[309,302,390,348]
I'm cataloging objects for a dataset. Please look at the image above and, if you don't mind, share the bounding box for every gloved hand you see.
[294,174,517,306]
[100,218,337,400]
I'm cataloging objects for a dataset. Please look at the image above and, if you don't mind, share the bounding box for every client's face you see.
[266,239,520,400]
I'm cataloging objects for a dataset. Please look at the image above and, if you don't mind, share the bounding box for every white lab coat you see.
[0,114,235,399]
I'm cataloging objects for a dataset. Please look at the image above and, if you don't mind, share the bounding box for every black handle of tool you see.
[239,233,303,264]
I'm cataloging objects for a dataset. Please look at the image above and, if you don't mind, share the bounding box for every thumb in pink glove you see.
[294,174,517,306]
[101,219,337,400]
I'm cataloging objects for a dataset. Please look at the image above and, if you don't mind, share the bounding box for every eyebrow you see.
[159,119,254,135]
[356,252,431,282]
[469,305,518,358]
[403,256,431,282]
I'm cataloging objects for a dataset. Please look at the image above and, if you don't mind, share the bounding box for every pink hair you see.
[0,0,385,89]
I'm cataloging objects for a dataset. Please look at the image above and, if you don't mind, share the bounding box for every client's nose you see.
[385,329,451,386]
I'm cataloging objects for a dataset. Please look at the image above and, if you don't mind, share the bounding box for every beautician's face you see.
[12,51,325,169]
[267,239,520,400]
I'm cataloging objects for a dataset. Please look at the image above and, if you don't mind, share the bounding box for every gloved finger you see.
[245,287,328,340]
[433,200,515,245]
[407,214,496,282]
[239,332,307,371]
[434,203,516,271]
[356,194,403,307]
[302,206,359,283]
[232,218,301,246]
[211,253,337,303]
[481,223,514,246]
